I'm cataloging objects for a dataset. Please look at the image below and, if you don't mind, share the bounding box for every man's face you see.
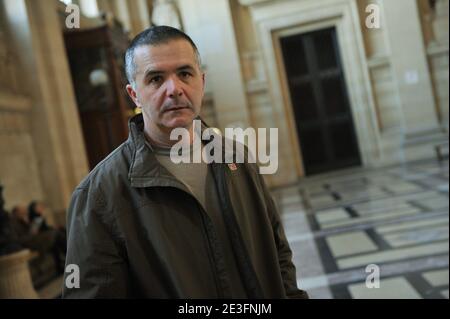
[13,206,28,221]
[35,202,46,216]
[126,39,205,135]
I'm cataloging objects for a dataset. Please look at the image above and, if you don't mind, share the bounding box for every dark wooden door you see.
[64,25,134,170]
[280,27,361,176]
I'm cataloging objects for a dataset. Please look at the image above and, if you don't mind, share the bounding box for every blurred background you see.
[0,0,448,299]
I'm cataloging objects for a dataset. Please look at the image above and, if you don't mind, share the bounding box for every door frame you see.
[278,25,363,175]
[251,0,381,178]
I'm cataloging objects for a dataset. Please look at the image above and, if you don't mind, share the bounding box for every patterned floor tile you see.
[320,206,421,230]
[382,226,449,248]
[315,208,350,225]
[348,277,422,299]
[375,216,449,234]
[326,231,378,258]
[276,158,449,298]
[337,241,448,269]
[422,269,449,287]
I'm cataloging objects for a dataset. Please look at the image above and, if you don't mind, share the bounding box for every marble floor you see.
[37,158,448,299]
[37,274,63,299]
[274,158,449,299]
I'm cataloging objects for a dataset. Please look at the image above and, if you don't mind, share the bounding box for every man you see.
[11,204,66,273]
[0,185,22,255]
[63,26,308,299]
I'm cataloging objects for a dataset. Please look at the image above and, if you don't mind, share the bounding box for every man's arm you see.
[63,186,130,298]
[257,172,309,299]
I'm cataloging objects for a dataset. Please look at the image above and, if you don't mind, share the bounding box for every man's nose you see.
[166,76,183,98]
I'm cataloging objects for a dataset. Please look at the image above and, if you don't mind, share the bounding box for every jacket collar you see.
[127,113,184,189]
[126,113,220,190]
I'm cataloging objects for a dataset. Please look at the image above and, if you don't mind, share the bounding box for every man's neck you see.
[144,123,194,148]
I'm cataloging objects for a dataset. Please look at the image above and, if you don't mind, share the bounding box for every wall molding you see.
[367,55,390,69]
[246,78,268,94]
[0,90,32,112]
[427,43,449,57]
[250,0,382,179]
[238,0,272,7]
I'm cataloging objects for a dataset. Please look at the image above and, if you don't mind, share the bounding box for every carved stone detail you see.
[151,0,182,30]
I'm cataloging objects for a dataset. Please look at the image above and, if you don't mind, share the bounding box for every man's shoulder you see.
[75,140,133,191]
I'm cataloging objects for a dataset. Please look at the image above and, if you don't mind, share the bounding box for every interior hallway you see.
[275,158,449,299]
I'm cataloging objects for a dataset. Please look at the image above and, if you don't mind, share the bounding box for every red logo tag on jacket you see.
[228,163,237,171]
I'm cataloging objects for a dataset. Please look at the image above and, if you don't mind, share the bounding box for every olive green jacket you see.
[62,114,308,299]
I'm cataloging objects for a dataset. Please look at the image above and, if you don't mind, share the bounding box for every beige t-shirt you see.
[147,139,247,298]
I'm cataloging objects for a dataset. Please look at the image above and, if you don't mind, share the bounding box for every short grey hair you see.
[124,26,202,88]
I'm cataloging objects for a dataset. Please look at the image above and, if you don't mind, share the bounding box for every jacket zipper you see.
[197,204,226,298]
[152,178,225,298]
[212,163,264,299]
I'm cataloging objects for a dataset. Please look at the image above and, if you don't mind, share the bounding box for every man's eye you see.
[179,72,192,79]
[149,76,163,84]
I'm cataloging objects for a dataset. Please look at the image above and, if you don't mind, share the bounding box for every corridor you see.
[276,158,449,299]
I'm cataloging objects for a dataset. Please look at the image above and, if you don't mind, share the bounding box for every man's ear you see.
[201,73,206,91]
[126,84,141,108]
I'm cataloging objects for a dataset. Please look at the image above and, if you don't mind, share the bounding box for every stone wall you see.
[229,0,448,182]
[0,4,45,213]
[0,0,89,225]
[2,0,447,196]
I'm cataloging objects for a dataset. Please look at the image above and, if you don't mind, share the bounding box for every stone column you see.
[126,0,151,36]
[177,0,251,130]
[433,0,449,45]
[0,250,39,299]
[152,0,182,29]
[97,0,113,13]
[79,0,99,17]
[4,0,89,225]
[111,0,132,32]
[383,0,440,137]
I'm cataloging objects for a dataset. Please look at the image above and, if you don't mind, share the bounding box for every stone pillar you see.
[79,0,100,17]
[4,0,89,225]
[0,250,39,299]
[112,0,132,32]
[97,0,112,13]
[433,0,449,45]
[383,0,440,136]
[126,0,151,36]
[97,0,120,20]
[177,0,251,130]
[152,0,182,29]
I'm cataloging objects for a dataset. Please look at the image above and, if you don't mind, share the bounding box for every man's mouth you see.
[164,105,190,112]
